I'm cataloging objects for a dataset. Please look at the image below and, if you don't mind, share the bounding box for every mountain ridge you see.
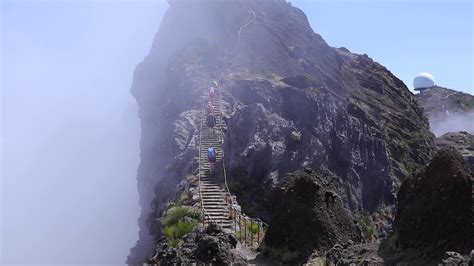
[127,0,438,263]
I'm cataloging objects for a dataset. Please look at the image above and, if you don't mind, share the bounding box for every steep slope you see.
[384,148,473,264]
[416,86,474,136]
[263,170,363,263]
[435,131,474,168]
[127,0,434,263]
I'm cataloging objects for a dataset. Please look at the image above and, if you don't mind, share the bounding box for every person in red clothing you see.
[206,101,214,115]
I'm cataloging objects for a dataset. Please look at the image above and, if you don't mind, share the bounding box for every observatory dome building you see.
[414,73,436,92]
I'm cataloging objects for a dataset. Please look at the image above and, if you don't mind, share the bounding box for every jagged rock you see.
[149,224,245,264]
[441,251,471,265]
[307,243,383,265]
[264,170,363,262]
[392,148,473,261]
[128,0,435,262]
[416,86,474,136]
[436,131,474,168]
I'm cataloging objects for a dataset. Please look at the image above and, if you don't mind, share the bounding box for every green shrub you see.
[162,206,200,247]
[358,215,374,241]
[247,222,259,234]
[235,231,242,240]
[163,220,197,247]
[167,238,180,248]
[164,220,197,239]
[163,206,200,226]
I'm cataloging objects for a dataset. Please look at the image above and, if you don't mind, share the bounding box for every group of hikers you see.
[206,80,219,173]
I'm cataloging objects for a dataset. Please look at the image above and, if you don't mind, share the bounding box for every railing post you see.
[257,221,260,246]
[239,215,242,242]
[244,218,247,246]
[250,220,254,249]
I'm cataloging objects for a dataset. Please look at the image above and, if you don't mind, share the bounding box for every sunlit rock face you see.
[415,86,474,136]
[435,131,474,168]
[127,0,434,263]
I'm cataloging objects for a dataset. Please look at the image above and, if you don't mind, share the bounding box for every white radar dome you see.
[413,73,435,90]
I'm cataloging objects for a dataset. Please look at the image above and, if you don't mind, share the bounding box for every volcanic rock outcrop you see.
[390,148,473,262]
[148,224,245,264]
[436,131,474,168]
[416,86,474,136]
[263,170,363,263]
[127,0,434,263]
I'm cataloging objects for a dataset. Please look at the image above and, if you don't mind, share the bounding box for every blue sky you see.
[1,0,472,264]
[292,0,473,93]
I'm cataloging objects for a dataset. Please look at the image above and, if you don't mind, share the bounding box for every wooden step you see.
[202,203,227,208]
[202,202,225,206]
[202,202,225,205]
[205,214,230,219]
[202,195,224,198]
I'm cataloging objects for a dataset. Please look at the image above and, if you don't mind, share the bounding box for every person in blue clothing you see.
[207,147,217,173]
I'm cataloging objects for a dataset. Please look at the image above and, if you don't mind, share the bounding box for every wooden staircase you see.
[198,89,233,229]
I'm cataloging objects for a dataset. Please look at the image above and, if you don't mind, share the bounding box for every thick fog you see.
[430,111,474,137]
[1,1,167,264]
[1,0,472,264]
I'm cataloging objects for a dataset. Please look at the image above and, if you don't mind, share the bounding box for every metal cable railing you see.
[198,99,215,225]
[217,88,235,209]
[215,84,268,250]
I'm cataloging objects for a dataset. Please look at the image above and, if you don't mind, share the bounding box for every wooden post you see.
[244,218,247,246]
[257,222,260,246]
[239,215,242,242]
[250,220,254,249]
[234,209,237,233]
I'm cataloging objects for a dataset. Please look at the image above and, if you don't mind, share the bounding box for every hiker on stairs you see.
[206,112,216,136]
[211,79,219,88]
[208,80,219,100]
[206,100,214,115]
[207,147,218,173]
[209,85,217,101]
[206,101,215,136]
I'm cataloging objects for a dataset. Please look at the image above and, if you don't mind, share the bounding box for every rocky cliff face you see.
[416,86,474,136]
[416,86,474,167]
[148,224,245,264]
[385,148,473,264]
[263,170,363,263]
[436,131,474,168]
[127,0,434,263]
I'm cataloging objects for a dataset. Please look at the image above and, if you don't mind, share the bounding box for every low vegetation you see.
[162,206,200,247]
[357,214,375,242]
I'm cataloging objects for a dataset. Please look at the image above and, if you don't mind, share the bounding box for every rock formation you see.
[263,170,363,263]
[436,131,474,168]
[386,148,473,263]
[127,0,435,263]
[148,224,245,264]
[416,86,474,136]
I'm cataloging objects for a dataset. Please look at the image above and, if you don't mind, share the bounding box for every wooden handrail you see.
[217,87,235,209]
[215,84,268,249]
[198,99,215,225]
